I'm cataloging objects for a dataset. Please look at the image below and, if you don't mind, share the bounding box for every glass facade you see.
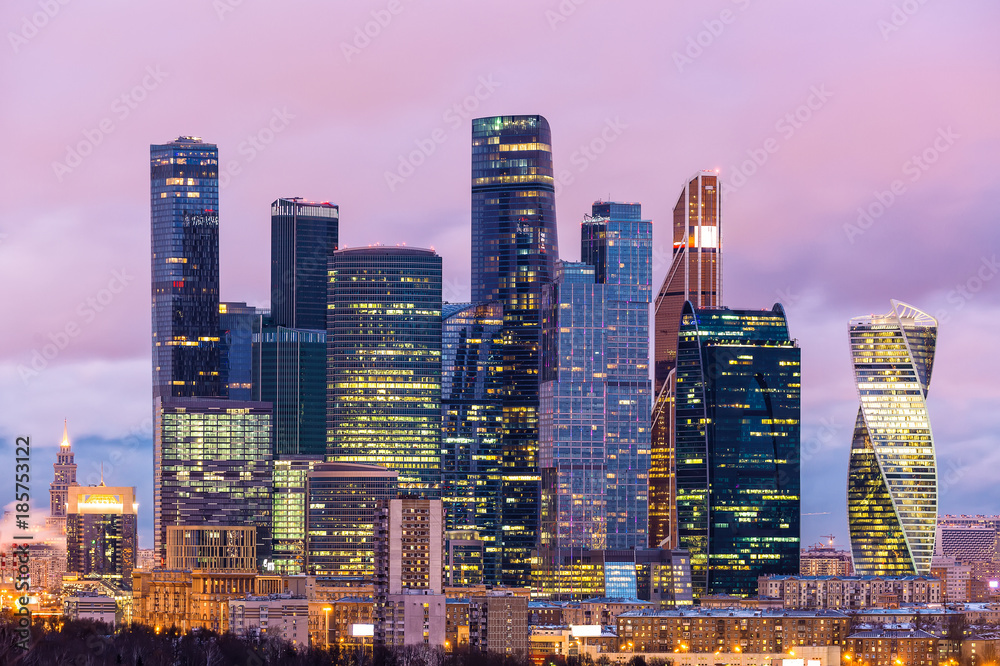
[326,247,442,493]
[650,170,722,549]
[150,137,222,400]
[848,300,938,576]
[305,462,398,578]
[270,198,339,331]
[253,326,326,456]
[674,303,800,597]
[219,301,266,401]
[540,261,607,551]
[271,456,322,574]
[583,202,652,549]
[441,302,504,584]
[153,398,274,566]
[66,485,137,589]
[472,115,559,586]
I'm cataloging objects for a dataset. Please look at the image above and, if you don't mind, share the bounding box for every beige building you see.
[228,596,309,647]
[374,498,446,648]
[64,595,118,626]
[932,556,973,603]
[165,525,256,572]
[615,608,850,654]
[758,575,942,609]
[801,542,854,577]
[469,592,529,658]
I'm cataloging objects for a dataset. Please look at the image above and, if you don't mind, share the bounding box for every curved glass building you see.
[848,300,938,575]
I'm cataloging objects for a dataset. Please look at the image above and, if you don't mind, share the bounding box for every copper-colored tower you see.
[648,170,722,548]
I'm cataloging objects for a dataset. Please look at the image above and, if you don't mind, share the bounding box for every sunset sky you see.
[2,0,998,548]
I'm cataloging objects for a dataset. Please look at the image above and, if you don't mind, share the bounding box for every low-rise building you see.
[758,576,942,609]
[616,608,850,654]
[228,595,309,647]
[846,629,955,666]
[64,595,117,626]
[469,592,528,658]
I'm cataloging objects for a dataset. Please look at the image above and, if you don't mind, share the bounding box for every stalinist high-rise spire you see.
[47,419,78,534]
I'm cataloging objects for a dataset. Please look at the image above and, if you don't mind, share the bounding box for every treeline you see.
[0,612,533,666]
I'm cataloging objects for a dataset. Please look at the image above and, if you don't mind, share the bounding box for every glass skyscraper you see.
[649,170,722,549]
[253,326,326,456]
[271,456,323,574]
[441,301,504,584]
[219,301,266,401]
[154,397,274,565]
[539,202,651,555]
[471,115,559,586]
[583,202,652,549]
[150,136,222,400]
[540,260,607,551]
[66,485,138,589]
[674,303,800,597]
[270,198,339,331]
[305,462,398,578]
[848,300,938,576]
[326,246,442,493]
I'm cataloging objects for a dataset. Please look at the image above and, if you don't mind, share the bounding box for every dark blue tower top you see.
[150,136,221,399]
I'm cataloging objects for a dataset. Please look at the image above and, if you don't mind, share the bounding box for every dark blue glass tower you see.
[270,198,339,330]
[220,301,266,401]
[441,301,504,584]
[674,303,800,597]
[471,115,559,586]
[150,136,222,399]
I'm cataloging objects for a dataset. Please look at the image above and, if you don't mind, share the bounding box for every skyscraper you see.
[219,301,266,400]
[674,303,800,597]
[47,419,77,534]
[538,202,650,556]
[253,326,326,456]
[269,198,339,331]
[305,462,398,578]
[441,301,504,584]
[583,201,652,549]
[150,136,222,400]
[154,397,273,565]
[649,170,722,549]
[326,246,442,493]
[66,483,138,589]
[848,300,938,576]
[471,115,559,586]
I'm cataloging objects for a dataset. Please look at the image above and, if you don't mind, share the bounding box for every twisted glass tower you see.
[848,300,938,575]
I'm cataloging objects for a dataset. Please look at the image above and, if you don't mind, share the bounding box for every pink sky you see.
[2,1,999,547]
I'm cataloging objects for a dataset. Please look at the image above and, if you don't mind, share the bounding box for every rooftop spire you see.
[60,419,70,448]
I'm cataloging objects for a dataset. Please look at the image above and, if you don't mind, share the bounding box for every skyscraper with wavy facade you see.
[848,300,938,575]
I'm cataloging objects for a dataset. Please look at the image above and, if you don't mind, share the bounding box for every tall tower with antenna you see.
[47,420,78,534]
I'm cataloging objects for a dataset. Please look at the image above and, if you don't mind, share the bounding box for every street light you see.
[323,606,332,649]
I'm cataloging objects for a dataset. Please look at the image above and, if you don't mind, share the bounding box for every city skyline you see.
[3,1,999,554]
